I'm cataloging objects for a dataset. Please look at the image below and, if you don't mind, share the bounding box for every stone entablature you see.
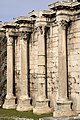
[0,0,80,117]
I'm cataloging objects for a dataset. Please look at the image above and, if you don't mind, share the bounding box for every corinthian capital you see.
[7,37,14,46]
[37,26,46,35]
[58,20,68,30]
[19,31,30,40]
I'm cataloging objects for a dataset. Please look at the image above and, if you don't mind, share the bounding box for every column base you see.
[3,95,16,109]
[16,96,33,111]
[76,111,80,114]
[33,98,53,115]
[53,99,77,117]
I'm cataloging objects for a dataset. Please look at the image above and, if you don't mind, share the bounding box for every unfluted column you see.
[53,20,76,116]
[33,26,52,114]
[17,32,33,111]
[3,31,16,109]
[58,20,68,100]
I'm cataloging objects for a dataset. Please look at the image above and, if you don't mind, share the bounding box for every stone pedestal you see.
[17,95,33,111]
[3,95,16,109]
[3,29,16,109]
[53,99,76,117]
[33,97,52,115]
[33,25,52,114]
[16,31,33,111]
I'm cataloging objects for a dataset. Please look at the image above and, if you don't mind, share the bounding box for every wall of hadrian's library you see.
[1,0,80,116]
[0,19,80,111]
[46,25,58,109]
[22,16,80,112]
[67,18,80,113]
[28,24,59,108]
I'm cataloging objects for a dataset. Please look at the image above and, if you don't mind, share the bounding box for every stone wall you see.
[47,25,58,109]
[68,19,80,113]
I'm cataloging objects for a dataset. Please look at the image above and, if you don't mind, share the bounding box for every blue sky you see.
[0,0,56,23]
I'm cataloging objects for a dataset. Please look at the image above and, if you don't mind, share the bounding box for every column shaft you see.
[58,25,67,100]
[16,32,33,111]
[53,20,76,117]
[38,28,46,99]
[21,36,28,97]
[33,26,52,114]
[3,36,16,109]
[7,39,14,97]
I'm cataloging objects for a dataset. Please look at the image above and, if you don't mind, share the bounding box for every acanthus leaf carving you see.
[58,20,68,30]
[7,36,14,46]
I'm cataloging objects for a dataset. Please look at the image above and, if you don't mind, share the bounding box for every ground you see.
[0,108,53,120]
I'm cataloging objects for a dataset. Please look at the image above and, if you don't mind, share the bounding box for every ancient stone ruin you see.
[0,0,80,117]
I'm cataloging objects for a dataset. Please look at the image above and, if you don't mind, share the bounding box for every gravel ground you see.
[40,116,80,120]
[1,116,80,120]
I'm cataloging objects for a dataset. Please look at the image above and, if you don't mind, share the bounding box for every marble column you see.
[3,30,16,109]
[16,31,33,111]
[53,20,76,116]
[58,20,68,101]
[33,26,52,114]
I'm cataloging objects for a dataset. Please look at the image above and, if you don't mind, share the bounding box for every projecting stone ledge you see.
[39,116,80,120]
[48,1,80,10]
